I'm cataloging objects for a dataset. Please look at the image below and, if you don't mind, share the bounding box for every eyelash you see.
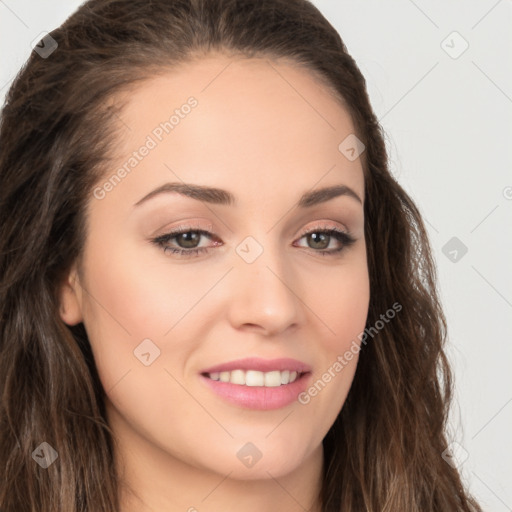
[151,225,356,259]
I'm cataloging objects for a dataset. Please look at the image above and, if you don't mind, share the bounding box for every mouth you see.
[199,357,312,410]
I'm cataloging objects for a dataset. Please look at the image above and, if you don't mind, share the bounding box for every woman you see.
[0,0,482,510]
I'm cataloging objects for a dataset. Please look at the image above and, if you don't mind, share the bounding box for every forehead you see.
[101,54,364,207]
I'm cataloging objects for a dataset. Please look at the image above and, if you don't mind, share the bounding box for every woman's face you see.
[59,54,369,480]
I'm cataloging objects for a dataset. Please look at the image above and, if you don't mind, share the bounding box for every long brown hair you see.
[0,1,481,510]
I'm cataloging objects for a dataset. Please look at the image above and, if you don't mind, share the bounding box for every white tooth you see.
[230,369,246,385]
[264,370,282,387]
[211,369,301,387]
[219,371,230,382]
[245,370,264,386]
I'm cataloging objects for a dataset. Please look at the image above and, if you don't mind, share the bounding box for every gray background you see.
[1,1,511,509]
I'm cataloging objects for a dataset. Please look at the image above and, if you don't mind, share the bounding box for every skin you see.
[58,54,369,512]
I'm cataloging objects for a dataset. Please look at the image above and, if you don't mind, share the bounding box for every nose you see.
[226,242,304,336]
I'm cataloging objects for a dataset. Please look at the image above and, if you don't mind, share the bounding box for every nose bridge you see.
[229,233,302,332]
[235,233,287,286]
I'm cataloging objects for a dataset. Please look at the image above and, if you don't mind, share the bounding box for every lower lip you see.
[199,373,311,410]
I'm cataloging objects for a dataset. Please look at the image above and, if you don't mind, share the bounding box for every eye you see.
[294,227,356,256]
[151,227,219,258]
[150,225,356,258]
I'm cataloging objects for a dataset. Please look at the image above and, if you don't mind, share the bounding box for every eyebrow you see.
[133,182,362,208]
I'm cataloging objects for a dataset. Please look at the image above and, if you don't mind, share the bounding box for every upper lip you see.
[201,357,312,374]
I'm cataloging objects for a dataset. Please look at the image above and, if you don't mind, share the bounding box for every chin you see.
[191,435,319,481]
[215,454,310,481]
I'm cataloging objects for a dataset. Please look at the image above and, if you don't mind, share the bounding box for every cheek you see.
[80,235,208,338]
[305,251,370,352]
[78,233,233,399]
[297,249,369,414]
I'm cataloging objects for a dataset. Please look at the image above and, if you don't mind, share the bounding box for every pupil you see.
[178,232,200,248]
[309,232,328,249]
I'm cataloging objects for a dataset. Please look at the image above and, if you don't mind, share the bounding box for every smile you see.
[199,357,312,410]
[205,369,303,387]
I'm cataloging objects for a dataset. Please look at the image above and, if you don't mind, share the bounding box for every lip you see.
[199,357,312,411]
[200,357,312,374]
